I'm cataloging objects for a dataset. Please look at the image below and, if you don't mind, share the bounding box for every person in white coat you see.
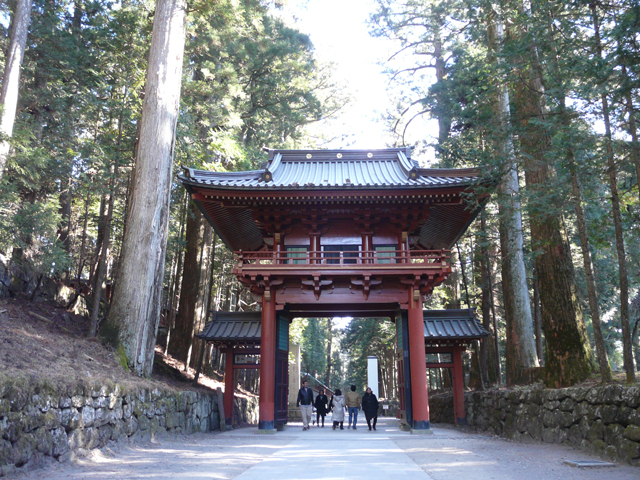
[329,388,346,430]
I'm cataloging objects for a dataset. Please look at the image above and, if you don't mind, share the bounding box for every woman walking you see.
[329,388,346,430]
[362,387,379,431]
[314,388,329,427]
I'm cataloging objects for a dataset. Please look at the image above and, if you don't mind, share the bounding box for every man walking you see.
[297,380,314,431]
[346,385,361,430]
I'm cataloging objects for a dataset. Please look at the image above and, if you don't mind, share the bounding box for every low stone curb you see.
[429,384,640,466]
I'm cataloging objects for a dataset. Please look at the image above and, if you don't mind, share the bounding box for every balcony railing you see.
[234,249,450,268]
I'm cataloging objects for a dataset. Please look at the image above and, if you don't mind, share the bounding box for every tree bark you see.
[186,223,212,370]
[169,203,205,362]
[590,1,634,383]
[570,162,611,382]
[433,35,451,148]
[0,0,32,180]
[164,192,188,355]
[325,317,333,387]
[487,9,539,386]
[532,272,544,365]
[89,175,116,337]
[621,65,640,224]
[479,213,499,385]
[511,20,594,387]
[90,196,108,290]
[90,111,124,337]
[105,0,187,376]
[58,185,72,260]
[76,186,91,282]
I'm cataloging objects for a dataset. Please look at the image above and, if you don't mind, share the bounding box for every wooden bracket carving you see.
[301,274,333,300]
[350,275,382,300]
[253,276,284,301]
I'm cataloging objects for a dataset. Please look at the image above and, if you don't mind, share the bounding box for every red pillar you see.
[452,345,467,425]
[310,232,320,264]
[361,231,372,263]
[274,233,282,264]
[258,289,276,430]
[407,289,430,430]
[398,231,409,263]
[223,348,234,425]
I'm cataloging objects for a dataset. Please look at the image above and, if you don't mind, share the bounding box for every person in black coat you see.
[362,387,379,431]
[314,388,329,427]
[297,380,314,431]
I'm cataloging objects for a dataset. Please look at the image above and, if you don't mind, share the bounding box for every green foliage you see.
[341,317,396,392]
[371,0,640,380]
[177,0,346,171]
[0,0,345,315]
[0,178,71,278]
[290,317,327,379]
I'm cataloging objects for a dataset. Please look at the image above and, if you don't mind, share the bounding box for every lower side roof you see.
[197,309,489,347]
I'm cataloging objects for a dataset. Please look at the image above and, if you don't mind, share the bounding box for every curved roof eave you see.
[179,175,482,192]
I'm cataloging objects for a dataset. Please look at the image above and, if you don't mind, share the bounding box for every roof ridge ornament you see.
[262,152,282,182]
[397,150,419,180]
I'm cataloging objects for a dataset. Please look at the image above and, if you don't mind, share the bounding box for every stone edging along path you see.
[4,376,639,475]
[0,376,223,476]
[429,384,640,466]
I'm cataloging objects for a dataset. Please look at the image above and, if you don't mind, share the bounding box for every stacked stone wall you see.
[429,385,640,466]
[234,396,259,425]
[0,377,221,476]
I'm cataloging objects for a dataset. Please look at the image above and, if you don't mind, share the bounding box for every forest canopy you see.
[0,0,638,389]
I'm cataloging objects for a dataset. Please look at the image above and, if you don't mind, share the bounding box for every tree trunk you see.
[58,185,72,258]
[590,2,634,383]
[487,9,539,386]
[569,162,611,382]
[433,35,451,148]
[186,224,213,370]
[479,213,499,385]
[622,68,640,214]
[105,0,187,376]
[511,25,593,386]
[325,317,333,387]
[76,186,91,282]
[0,0,32,179]
[457,243,471,308]
[206,233,217,314]
[532,272,544,365]
[165,192,188,355]
[89,176,116,337]
[90,195,108,290]
[169,203,204,362]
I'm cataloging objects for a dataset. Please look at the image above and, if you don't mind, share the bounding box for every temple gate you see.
[181,147,490,432]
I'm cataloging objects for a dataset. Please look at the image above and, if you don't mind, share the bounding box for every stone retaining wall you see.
[0,377,221,476]
[429,385,640,466]
[234,396,259,425]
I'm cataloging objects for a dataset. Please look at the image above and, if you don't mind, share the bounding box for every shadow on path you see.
[7,417,640,480]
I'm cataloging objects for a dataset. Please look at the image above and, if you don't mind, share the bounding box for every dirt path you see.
[5,418,639,479]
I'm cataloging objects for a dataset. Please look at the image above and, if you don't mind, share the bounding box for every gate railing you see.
[235,249,450,268]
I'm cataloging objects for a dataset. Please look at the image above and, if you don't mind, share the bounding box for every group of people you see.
[297,381,380,432]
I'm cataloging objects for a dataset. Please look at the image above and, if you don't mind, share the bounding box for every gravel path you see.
[6,418,640,479]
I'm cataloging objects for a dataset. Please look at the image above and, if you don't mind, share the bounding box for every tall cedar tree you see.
[0,0,32,180]
[510,4,594,386]
[487,8,539,384]
[106,0,187,375]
